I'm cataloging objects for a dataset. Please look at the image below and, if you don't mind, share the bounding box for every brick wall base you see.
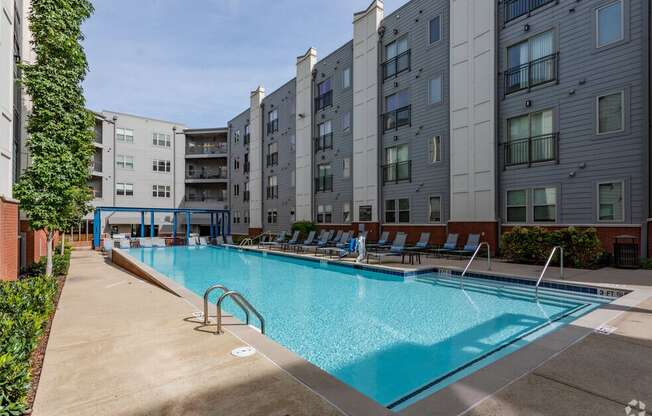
[0,197,19,281]
[19,220,60,269]
[380,225,448,245]
[448,221,499,254]
[248,228,263,238]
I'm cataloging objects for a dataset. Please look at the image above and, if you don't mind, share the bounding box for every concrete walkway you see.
[32,250,341,416]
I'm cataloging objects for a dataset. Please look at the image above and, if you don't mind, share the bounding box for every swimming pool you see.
[124,245,608,410]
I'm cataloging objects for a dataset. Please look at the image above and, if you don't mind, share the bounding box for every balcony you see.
[266,120,278,135]
[314,133,333,152]
[503,133,558,167]
[185,166,228,183]
[243,190,250,201]
[314,175,333,193]
[383,105,411,132]
[504,53,558,95]
[382,161,412,184]
[266,153,278,167]
[90,160,102,175]
[315,90,333,112]
[243,161,250,173]
[185,143,228,158]
[92,189,102,199]
[382,50,411,80]
[184,193,226,203]
[266,186,278,199]
[504,0,556,23]
[244,133,250,145]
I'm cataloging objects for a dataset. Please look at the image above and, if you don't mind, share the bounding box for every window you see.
[384,90,411,131]
[116,155,134,170]
[384,144,410,183]
[385,199,410,223]
[383,37,409,79]
[152,185,171,198]
[267,209,278,224]
[267,142,278,166]
[244,181,250,201]
[291,170,295,188]
[597,1,623,48]
[116,183,133,196]
[342,67,351,89]
[598,181,624,221]
[429,197,442,223]
[233,129,240,144]
[290,209,295,223]
[429,76,442,105]
[342,112,351,132]
[429,16,441,44]
[266,175,278,199]
[343,202,351,223]
[233,210,240,224]
[316,79,333,111]
[317,205,332,224]
[152,159,171,172]
[597,91,624,134]
[342,158,351,178]
[506,190,527,222]
[505,31,556,94]
[533,187,556,222]
[267,109,278,134]
[506,109,555,165]
[359,205,372,222]
[316,164,332,192]
[289,134,296,152]
[244,124,250,144]
[233,184,239,196]
[234,158,240,170]
[429,136,442,163]
[152,132,171,147]
[116,128,134,143]
[316,121,333,151]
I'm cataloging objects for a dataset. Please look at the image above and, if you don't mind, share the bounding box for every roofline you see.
[353,0,384,23]
[101,110,186,126]
[315,39,354,67]
[183,127,228,135]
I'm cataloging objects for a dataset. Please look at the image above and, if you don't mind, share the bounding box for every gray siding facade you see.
[228,109,251,235]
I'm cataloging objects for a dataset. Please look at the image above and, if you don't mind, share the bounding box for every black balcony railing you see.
[186,166,228,180]
[382,161,412,184]
[266,119,278,134]
[184,193,227,202]
[92,189,102,199]
[243,161,250,173]
[314,133,333,152]
[186,144,228,155]
[315,90,333,112]
[382,50,411,80]
[266,186,278,199]
[383,105,411,132]
[91,160,102,173]
[243,190,250,201]
[244,133,250,145]
[314,175,333,192]
[504,53,558,95]
[266,152,279,167]
[503,133,558,167]
[504,0,555,23]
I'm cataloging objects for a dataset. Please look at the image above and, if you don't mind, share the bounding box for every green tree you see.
[13,0,95,276]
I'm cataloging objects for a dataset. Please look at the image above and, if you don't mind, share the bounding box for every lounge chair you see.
[288,230,315,252]
[405,233,431,251]
[317,232,350,256]
[330,230,343,245]
[300,230,332,253]
[187,236,197,246]
[139,238,153,248]
[152,238,166,248]
[118,239,131,249]
[225,235,235,245]
[259,231,287,248]
[447,234,481,256]
[102,238,113,252]
[429,233,459,256]
[279,230,300,251]
[216,236,224,245]
[366,234,407,264]
[199,237,208,246]
[366,231,390,249]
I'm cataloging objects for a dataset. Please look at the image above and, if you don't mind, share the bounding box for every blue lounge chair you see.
[225,235,235,245]
[447,234,481,256]
[317,232,351,256]
[366,231,390,249]
[277,230,300,251]
[366,234,407,264]
[300,230,332,253]
[430,234,459,256]
[259,231,287,248]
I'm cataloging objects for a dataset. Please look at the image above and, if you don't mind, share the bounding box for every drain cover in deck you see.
[231,346,256,358]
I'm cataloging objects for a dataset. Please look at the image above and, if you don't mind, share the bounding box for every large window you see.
[342,158,351,178]
[505,31,556,94]
[597,91,624,134]
[342,67,351,89]
[116,154,134,170]
[429,76,442,105]
[152,132,171,147]
[598,181,624,221]
[343,202,351,223]
[116,128,134,143]
[341,112,351,132]
[384,90,410,131]
[152,185,171,198]
[267,109,278,134]
[383,144,410,183]
[316,121,333,151]
[116,183,133,197]
[266,175,278,199]
[429,16,441,44]
[267,142,278,166]
[244,124,250,144]
[596,1,623,48]
[317,205,332,224]
[267,209,278,224]
[429,136,442,163]
[152,159,171,172]
[385,199,410,223]
[316,79,333,111]
[533,187,556,222]
[316,164,333,192]
[506,109,556,166]
[359,205,372,222]
[506,189,527,222]
[384,37,409,79]
[429,197,441,223]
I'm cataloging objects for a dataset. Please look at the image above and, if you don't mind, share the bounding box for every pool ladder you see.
[535,246,564,300]
[203,285,265,335]
[460,242,491,289]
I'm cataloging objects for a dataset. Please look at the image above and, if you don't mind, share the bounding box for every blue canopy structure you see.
[92,206,230,249]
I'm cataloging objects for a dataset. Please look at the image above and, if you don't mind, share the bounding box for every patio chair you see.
[366,233,407,264]
[366,231,390,249]
[317,232,351,256]
[405,233,431,251]
[152,238,166,248]
[330,230,343,245]
[259,231,287,248]
[102,238,113,252]
[139,238,153,248]
[279,230,300,251]
[216,236,224,245]
[199,237,208,246]
[187,236,197,246]
[225,235,235,245]
[300,230,332,253]
[430,234,459,256]
[288,230,315,252]
[447,234,481,256]
[118,239,131,249]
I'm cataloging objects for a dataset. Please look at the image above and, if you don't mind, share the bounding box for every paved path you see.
[32,250,342,416]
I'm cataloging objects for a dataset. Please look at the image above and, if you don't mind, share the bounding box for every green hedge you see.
[291,221,317,238]
[500,226,603,268]
[0,275,58,415]
[22,244,71,278]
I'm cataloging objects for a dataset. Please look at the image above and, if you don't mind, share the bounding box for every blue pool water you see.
[125,246,606,409]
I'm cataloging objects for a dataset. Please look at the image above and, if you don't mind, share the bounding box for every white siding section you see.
[295,49,316,222]
[248,87,265,229]
[0,0,14,197]
[352,0,383,222]
[449,0,496,221]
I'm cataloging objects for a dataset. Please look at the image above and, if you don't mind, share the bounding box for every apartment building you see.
[229,0,651,256]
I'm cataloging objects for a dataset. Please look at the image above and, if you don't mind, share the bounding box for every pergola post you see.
[140,211,145,237]
[209,213,214,239]
[93,209,101,249]
[226,211,231,236]
[173,212,178,239]
[150,210,155,237]
[186,212,191,242]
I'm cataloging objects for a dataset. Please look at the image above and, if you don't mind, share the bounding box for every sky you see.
[82,0,399,128]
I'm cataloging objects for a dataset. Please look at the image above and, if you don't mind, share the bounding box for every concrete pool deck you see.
[33,249,652,416]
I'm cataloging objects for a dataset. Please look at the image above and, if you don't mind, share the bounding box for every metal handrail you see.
[239,231,273,246]
[216,290,265,334]
[460,242,491,288]
[202,284,249,325]
[535,246,564,299]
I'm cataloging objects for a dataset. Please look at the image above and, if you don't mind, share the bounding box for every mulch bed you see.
[24,274,67,414]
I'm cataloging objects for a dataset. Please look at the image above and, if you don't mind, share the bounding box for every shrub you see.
[0,275,58,414]
[23,244,71,278]
[500,226,603,269]
[291,221,317,238]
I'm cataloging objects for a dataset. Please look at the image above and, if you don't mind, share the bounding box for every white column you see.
[449,0,496,221]
[295,48,316,222]
[0,0,15,197]
[352,0,383,222]
[249,86,265,229]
